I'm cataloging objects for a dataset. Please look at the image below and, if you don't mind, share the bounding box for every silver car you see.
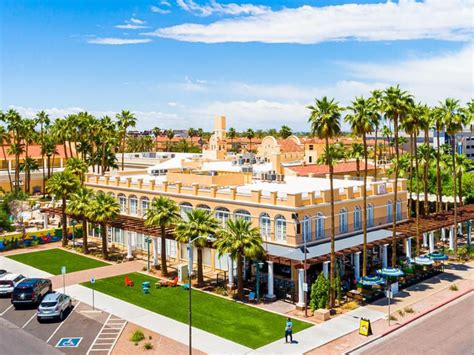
[37,292,72,322]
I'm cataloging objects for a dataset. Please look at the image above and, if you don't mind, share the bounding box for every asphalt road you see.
[357,293,474,355]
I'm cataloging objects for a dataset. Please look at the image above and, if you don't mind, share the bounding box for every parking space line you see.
[87,313,112,355]
[22,313,37,329]
[0,305,13,316]
[46,301,81,343]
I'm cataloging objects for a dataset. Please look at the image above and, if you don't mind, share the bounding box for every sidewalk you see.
[66,284,252,354]
[0,256,52,278]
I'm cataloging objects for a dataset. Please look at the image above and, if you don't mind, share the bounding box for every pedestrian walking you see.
[285,317,293,343]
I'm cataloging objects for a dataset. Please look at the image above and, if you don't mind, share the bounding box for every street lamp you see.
[71,219,77,249]
[187,235,214,355]
[253,260,264,301]
[144,237,152,272]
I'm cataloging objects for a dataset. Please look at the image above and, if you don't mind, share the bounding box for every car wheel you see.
[37,317,42,323]
[59,311,64,321]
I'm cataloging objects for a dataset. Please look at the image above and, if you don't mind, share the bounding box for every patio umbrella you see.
[427,252,449,261]
[414,256,434,266]
[359,275,385,287]
[376,267,404,277]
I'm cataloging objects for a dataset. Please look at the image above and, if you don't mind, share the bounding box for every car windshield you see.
[14,286,33,293]
[40,302,57,307]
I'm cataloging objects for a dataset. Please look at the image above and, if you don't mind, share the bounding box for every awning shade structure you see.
[376,267,404,277]
[359,275,385,286]
[427,252,449,261]
[413,256,434,266]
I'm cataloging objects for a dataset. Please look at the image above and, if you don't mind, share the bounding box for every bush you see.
[130,329,145,342]
[404,306,414,314]
[310,272,329,311]
[214,286,228,296]
[389,314,398,321]
[398,310,405,317]
[143,342,153,350]
[449,284,458,291]
[457,246,470,261]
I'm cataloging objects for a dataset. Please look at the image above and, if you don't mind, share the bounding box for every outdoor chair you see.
[248,291,256,302]
[124,275,134,287]
[182,283,190,290]
[168,277,178,287]
[142,286,150,294]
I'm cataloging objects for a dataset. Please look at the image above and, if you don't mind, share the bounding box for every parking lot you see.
[0,296,126,354]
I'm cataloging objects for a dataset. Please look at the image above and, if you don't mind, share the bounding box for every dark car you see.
[11,278,52,308]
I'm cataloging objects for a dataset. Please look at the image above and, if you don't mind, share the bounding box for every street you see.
[355,293,474,355]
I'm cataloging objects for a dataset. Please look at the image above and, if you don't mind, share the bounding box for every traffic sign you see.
[61,266,66,275]
[90,277,95,284]
[56,337,82,348]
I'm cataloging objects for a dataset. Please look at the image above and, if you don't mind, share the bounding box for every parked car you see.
[11,278,52,308]
[0,273,26,296]
[37,292,72,322]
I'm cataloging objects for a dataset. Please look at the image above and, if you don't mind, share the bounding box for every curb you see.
[345,287,473,354]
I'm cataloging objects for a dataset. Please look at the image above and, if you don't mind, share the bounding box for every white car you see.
[0,273,26,296]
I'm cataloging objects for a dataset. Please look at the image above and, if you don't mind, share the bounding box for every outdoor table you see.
[142,281,151,289]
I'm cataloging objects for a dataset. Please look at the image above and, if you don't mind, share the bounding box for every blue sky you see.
[1,0,472,130]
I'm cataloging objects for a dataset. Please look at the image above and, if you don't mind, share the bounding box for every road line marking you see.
[0,305,13,316]
[87,313,112,355]
[22,313,37,329]
[46,301,81,343]
[108,320,127,355]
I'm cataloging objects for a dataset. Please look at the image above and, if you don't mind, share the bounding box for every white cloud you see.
[151,6,171,14]
[115,24,150,29]
[176,0,269,17]
[160,0,171,6]
[130,18,146,24]
[147,0,473,43]
[88,37,152,45]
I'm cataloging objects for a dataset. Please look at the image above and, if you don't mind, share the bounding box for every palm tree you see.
[454,153,473,207]
[370,90,383,180]
[227,127,237,150]
[214,218,265,299]
[0,125,13,191]
[165,129,175,151]
[116,110,137,170]
[381,125,392,161]
[245,128,255,151]
[381,86,414,267]
[419,106,433,216]
[175,209,219,286]
[433,107,445,213]
[86,191,119,260]
[67,187,93,253]
[66,157,88,185]
[345,97,374,277]
[46,170,80,247]
[3,109,24,191]
[279,125,292,139]
[144,196,179,276]
[348,143,364,177]
[36,110,51,197]
[19,157,39,193]
[308,96,342,307]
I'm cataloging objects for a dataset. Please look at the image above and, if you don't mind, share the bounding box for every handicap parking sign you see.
[56,337,82,348]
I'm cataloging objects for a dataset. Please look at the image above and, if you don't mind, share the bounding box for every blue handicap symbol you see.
[56,337,82,348]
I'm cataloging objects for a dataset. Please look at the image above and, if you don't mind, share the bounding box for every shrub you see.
[389,314,398,321]
[404,306,414,314]
[214,286,228,296]
[457,246,470,261]
[449,284,458,291]
[335,265,342,305]
[130,329,145,342]
[143,342,153,350]
[398,310,405,317]
[310,272,329,311]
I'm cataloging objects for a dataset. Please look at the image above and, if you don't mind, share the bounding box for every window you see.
[339,208,348,234]
[129,195,138,215]
[315,213,325,239]
[180,203,193,220]
[196,204,211,212]
[275,215,287,241]
[387,200,393,223]
[354,206,361,231]
[141,197,150,217]
[118,194,127,213]
[367,204,374,228]
[234,209,251,222]
[302,216,311,242]
[260,213,271,239]
[215,207,230,227]
[396,199,402,221]
[309,144,314,151]
[309,156,313,163]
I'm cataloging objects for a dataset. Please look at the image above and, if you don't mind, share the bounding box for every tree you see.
[309,273,329,311]
[433,106,446,212]
[176,209,219,286]
[345,97,375,277]
[245,128,255,151]
[3,109,24,191]
[19,157,39,193]
[46,170,80,246]
[66,157,88,185]
[116,110,137,171]
[0,124,13,191]
[86,191,119,260]
[308,96,342,307]
[370,90,383,180]
[381,125,392,161]
[227,127,237,150]
[165,129,175,151]
[67,187,93,254]
[279,125,292,139]
[144,196,179,276]
[214,218,265,300]
[381,85,414,267]
[36,110,51,197]
[348,143,364,177]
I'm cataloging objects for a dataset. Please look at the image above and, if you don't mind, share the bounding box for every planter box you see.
[313,309,330,322]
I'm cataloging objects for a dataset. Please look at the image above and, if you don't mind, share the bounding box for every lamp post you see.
[144,237,152,272]
[254,261,264,301]
[71,219,77,249]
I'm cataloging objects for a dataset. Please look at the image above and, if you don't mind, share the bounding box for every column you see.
[126,231,133,259]
[296,268,305,309]
[449,226,454,250]
[405,238,412,260]
[354,252,361,281]
[467,221,472,246]
[323,261,329,279]
[266,261,275,300]
[382,244,388,269]
[458,223,463,236]
[152,237,158,266]
[441,228,446,241]
[429,232,435,253]
[43,213,49,229]
[422,233,428,248]
[227,256,234,288]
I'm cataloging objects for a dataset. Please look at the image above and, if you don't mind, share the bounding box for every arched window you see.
[275,215,286,241]
[180,202,193,220]
[259,213,271,239]
[118,194,127,213]
[302,216,311,242]
[354,206,361,231]
[315,213,325,239]
[339,208,348,234]
[396,199,402,221]
[215,207,230,227]
[387,200,393,223]
[234,209,251,222]
[367,204,374,228]
[141,197,150,217]
[196,204,211,212]
[129,195,138,215]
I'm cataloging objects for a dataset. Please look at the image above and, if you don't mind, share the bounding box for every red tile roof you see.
[278,139,304,153]
[0,144,68,159]
[287,161,375,176]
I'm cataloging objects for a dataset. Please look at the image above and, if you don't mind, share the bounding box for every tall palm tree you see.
[175,209,219,286]
[0,125,13,191]
[86,191,119,260]
[346,97,374,277]
[116,110,137,171]
[454,153,473,207]
[46,170,80,246]
[308,96,342,307]
[144,196,179,276]
[418,106,433,216]
[370,90,383,180]
[3,109,24,191]
[279,125,292,139]
[214,218,265,300]
[245,128,255,151]
[348,143,364,177]
[66,157,88,185]
[227,127,237,150]
[67,187,93,254]
[432,107,445,213]
[381,85,414,267]
[36,111,51,197]
[381,125,392,161]
[165,129,175,151]
[19,157,39,193]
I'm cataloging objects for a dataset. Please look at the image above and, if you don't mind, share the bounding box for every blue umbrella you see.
[427,252,449,261]
[376,267,404,277]
[414,256,434,266]
[359,275,385,286]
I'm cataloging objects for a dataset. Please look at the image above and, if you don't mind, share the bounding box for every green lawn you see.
[7,248,109,275]
[82,272,312,348]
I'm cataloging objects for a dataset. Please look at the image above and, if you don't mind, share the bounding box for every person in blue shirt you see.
[285,317,293,343]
